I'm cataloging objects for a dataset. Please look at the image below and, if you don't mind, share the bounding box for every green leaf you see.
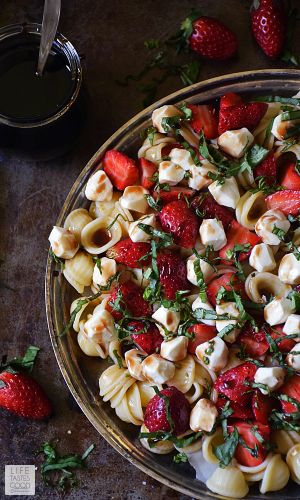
[253,95,300,106]
[144,39,160,50]
[173,452,188,463]
[239,144,269,174]
[112,350,123,369]
[178,61,201,86]
[214,427,239,468]
[0,346,40,373]
[281,109,300,122]
[145,194,162,212]
[250,177,284,195]
[178,102,193,120]
[140,126,157,146]
[50,249,65,271]
[137,223,174,245]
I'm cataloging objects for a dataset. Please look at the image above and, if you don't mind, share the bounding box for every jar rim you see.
[0,22,82,128]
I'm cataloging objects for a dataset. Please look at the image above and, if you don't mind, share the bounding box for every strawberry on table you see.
[138,158,157,190]
[279,159,300,190]
[157,251,190,300]
[103,149,139,191]
[280,374,300,413]
[106,238,150,268]
[251,0,286,58]
[206,272,245,306]
[219,220,261,262]
[158,199,200,248]
[187,104,218,139]
[228,421,270,467]
[254,151,277,185]
[144,386,190,435]
[129,320,163,354]
[187,324,217,354]
[214,362,258,405]
[191,193,234,230]
[218,100,268,134]
[106,281,152,320]
[152,186,195,205]
[266,189,300,215]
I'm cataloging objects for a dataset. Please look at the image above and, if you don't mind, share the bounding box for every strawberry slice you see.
[159,199,200,248]
[103,150,139,190]
[216,397,253,420]
[218,101,268,134]
[106,239,150,268]
[214,362,257,405]
[220,92,242,109]
[157,251,190,300]
[239,323,269,358]
[253,151,277,185]
[228,421,270,467]
[280,159,300,190]
[266,189,300,215]
[268,324,296,353]
[252,390,278,425]
[187,324,217,354]
[161,142,183,157]
[280,375,300,413]
[152,186,195,204]
[187,104,218,139]
[219,220,261,262]
[191,193,234,229]
[138,158,157,190]
[206,272,245,306]
[129,320,162,354]
[106,281,152,320]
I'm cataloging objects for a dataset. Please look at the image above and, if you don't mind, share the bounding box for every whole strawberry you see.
[0,346,52,420]
[159,199,200,248]
[106,281,152,320]
[106,238,150,268]
[144,386,190,435]
[251,0,286,58]
[157,251,190,300]
[184,15,238,60]
[129,320,163,354]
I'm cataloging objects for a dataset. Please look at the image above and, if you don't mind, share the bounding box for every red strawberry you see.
[152,186,195,205]
[129,320,163,354]
[280,159,300,190]
[157,251,190,300]
[228,421,270,467]
[216,397,254,420]
[214,362,257,405]
[219,220,261,262]
[0,371,52,420]
[252,390,278,424]
[144,386,190,435]
[269,324,296,353]
[207,272,246,307]
[161,142,183,157]
[106,281,152,320]
[218,101,268,134]
[251,0,286,58]
[253,151,277,185]
[187,324,217,354]
[138,158,157,190]
[103,150,139,190]
[220,93,243,109]
[159,199,200,248]
[187,16,238,60]
[187,104,218,139]
[191,193,234,230]
[239,322,269,358]
[266,189,300,215]
[280,374,300,413]
[106,239,150,268]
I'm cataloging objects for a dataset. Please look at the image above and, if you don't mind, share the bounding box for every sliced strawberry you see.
[106,239,150,268]
[106,281,152,320]
[216,397,253,420]
[187,104,218,139]
[191,193,234,230]
[157,251,190,300]
[266,189,300,215]
[161,142,184,157]
[239,322,269,358]
[280,159,300,190]
[103,150,139,190]
[129,320,163,354]
[159,199,200,248]
[187,324,217,354]
[268,324,296,353]
[152,186,195,204]
[253,151,277,185]
[280,374,300,413]
[144,386,190,435]
[138,158,157,190]
[252,390,278,425]
[218,101,268,134]
[219,220,261,262]
[207,272,246,306]
[220,93,242,109]
[228,421,270,467]
[214,362,257,405]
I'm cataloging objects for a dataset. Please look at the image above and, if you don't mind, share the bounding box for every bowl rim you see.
[45,68,300,499]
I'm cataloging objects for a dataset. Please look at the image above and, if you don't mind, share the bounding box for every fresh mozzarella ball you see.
[152,105,181,133]
[217,128,254,158]
[49,226,79,259]
[158,160,185,185]
[215,302,241,343]
[85,170,113,202]
[254,366,286,395]
[141,354,175,384]
[208,177,240,209]
[160,336,188,362]
[286,348,300,371]
[192,297,216,326]
[283,314,300,341]
[169,148,195,170]
[278,253,300,284]
[255,209,290,245]
[186,254,214,286]
[264,297,295,326]
[152,306,180,333]
[120,186,149,213]
[195,336,229,372]
[93,257,117,287]
[128,214,156,243]
[199,219,227,251]
[189,398,218,432]
[249,243,276,272]
[188,161,218,190]
[125,348,146,381]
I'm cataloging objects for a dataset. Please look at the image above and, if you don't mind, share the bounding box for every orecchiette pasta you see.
[138,132,176,162]
[63,250,94,293]
[206,466,249,498]
[245,271,292,303]
[236,191,267,230]
[81,216,122,254]
[64,208,93,243]
[140,423,174,454]
[286,444,300,485]
[259,454,290,494]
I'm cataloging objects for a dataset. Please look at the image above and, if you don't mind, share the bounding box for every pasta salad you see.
[49,91,300,498]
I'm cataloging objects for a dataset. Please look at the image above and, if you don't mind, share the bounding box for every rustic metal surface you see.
[1,1,300,499]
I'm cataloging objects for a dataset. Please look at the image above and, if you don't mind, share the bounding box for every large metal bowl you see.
[45,69,300,499]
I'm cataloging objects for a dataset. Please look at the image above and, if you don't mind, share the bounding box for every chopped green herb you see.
[137,223,174,245]
[50,249,65,271]
[144,39,160,50]
[173,452,188,463]
[214,427,239,468]
[0,345,40,374]
[112,350,123,369]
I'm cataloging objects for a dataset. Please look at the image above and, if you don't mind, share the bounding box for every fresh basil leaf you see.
[214,427,239,468]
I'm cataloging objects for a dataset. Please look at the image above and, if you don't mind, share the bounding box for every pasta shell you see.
[166,354,195,393]
[178,124,199,148]
[185,382,203,404]
[139,423,174,454]
[245,271,291,303]
[286,443,300,485]
[64,208,93,243]
[81,216,122,255]
[259,454,290,493]
[253,102,281,145]
[77,330,101,357]
[272,430,298,455]
[236,191,267,230]
[238,453,272,475]
[111,201,133,237]
[137,381,161,407]
[206,466,249,498]
[202,429,224,464]
[108,339,126,367]
[138,133,175,162]
[63,251,94,293]
[175,430,202,454]
[70,296,101,332]
[236,169,256,189]
[89,192,121,219]
[126,383,144,423]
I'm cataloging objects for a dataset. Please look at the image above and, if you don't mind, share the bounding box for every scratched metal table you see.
[1,0,300,498]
